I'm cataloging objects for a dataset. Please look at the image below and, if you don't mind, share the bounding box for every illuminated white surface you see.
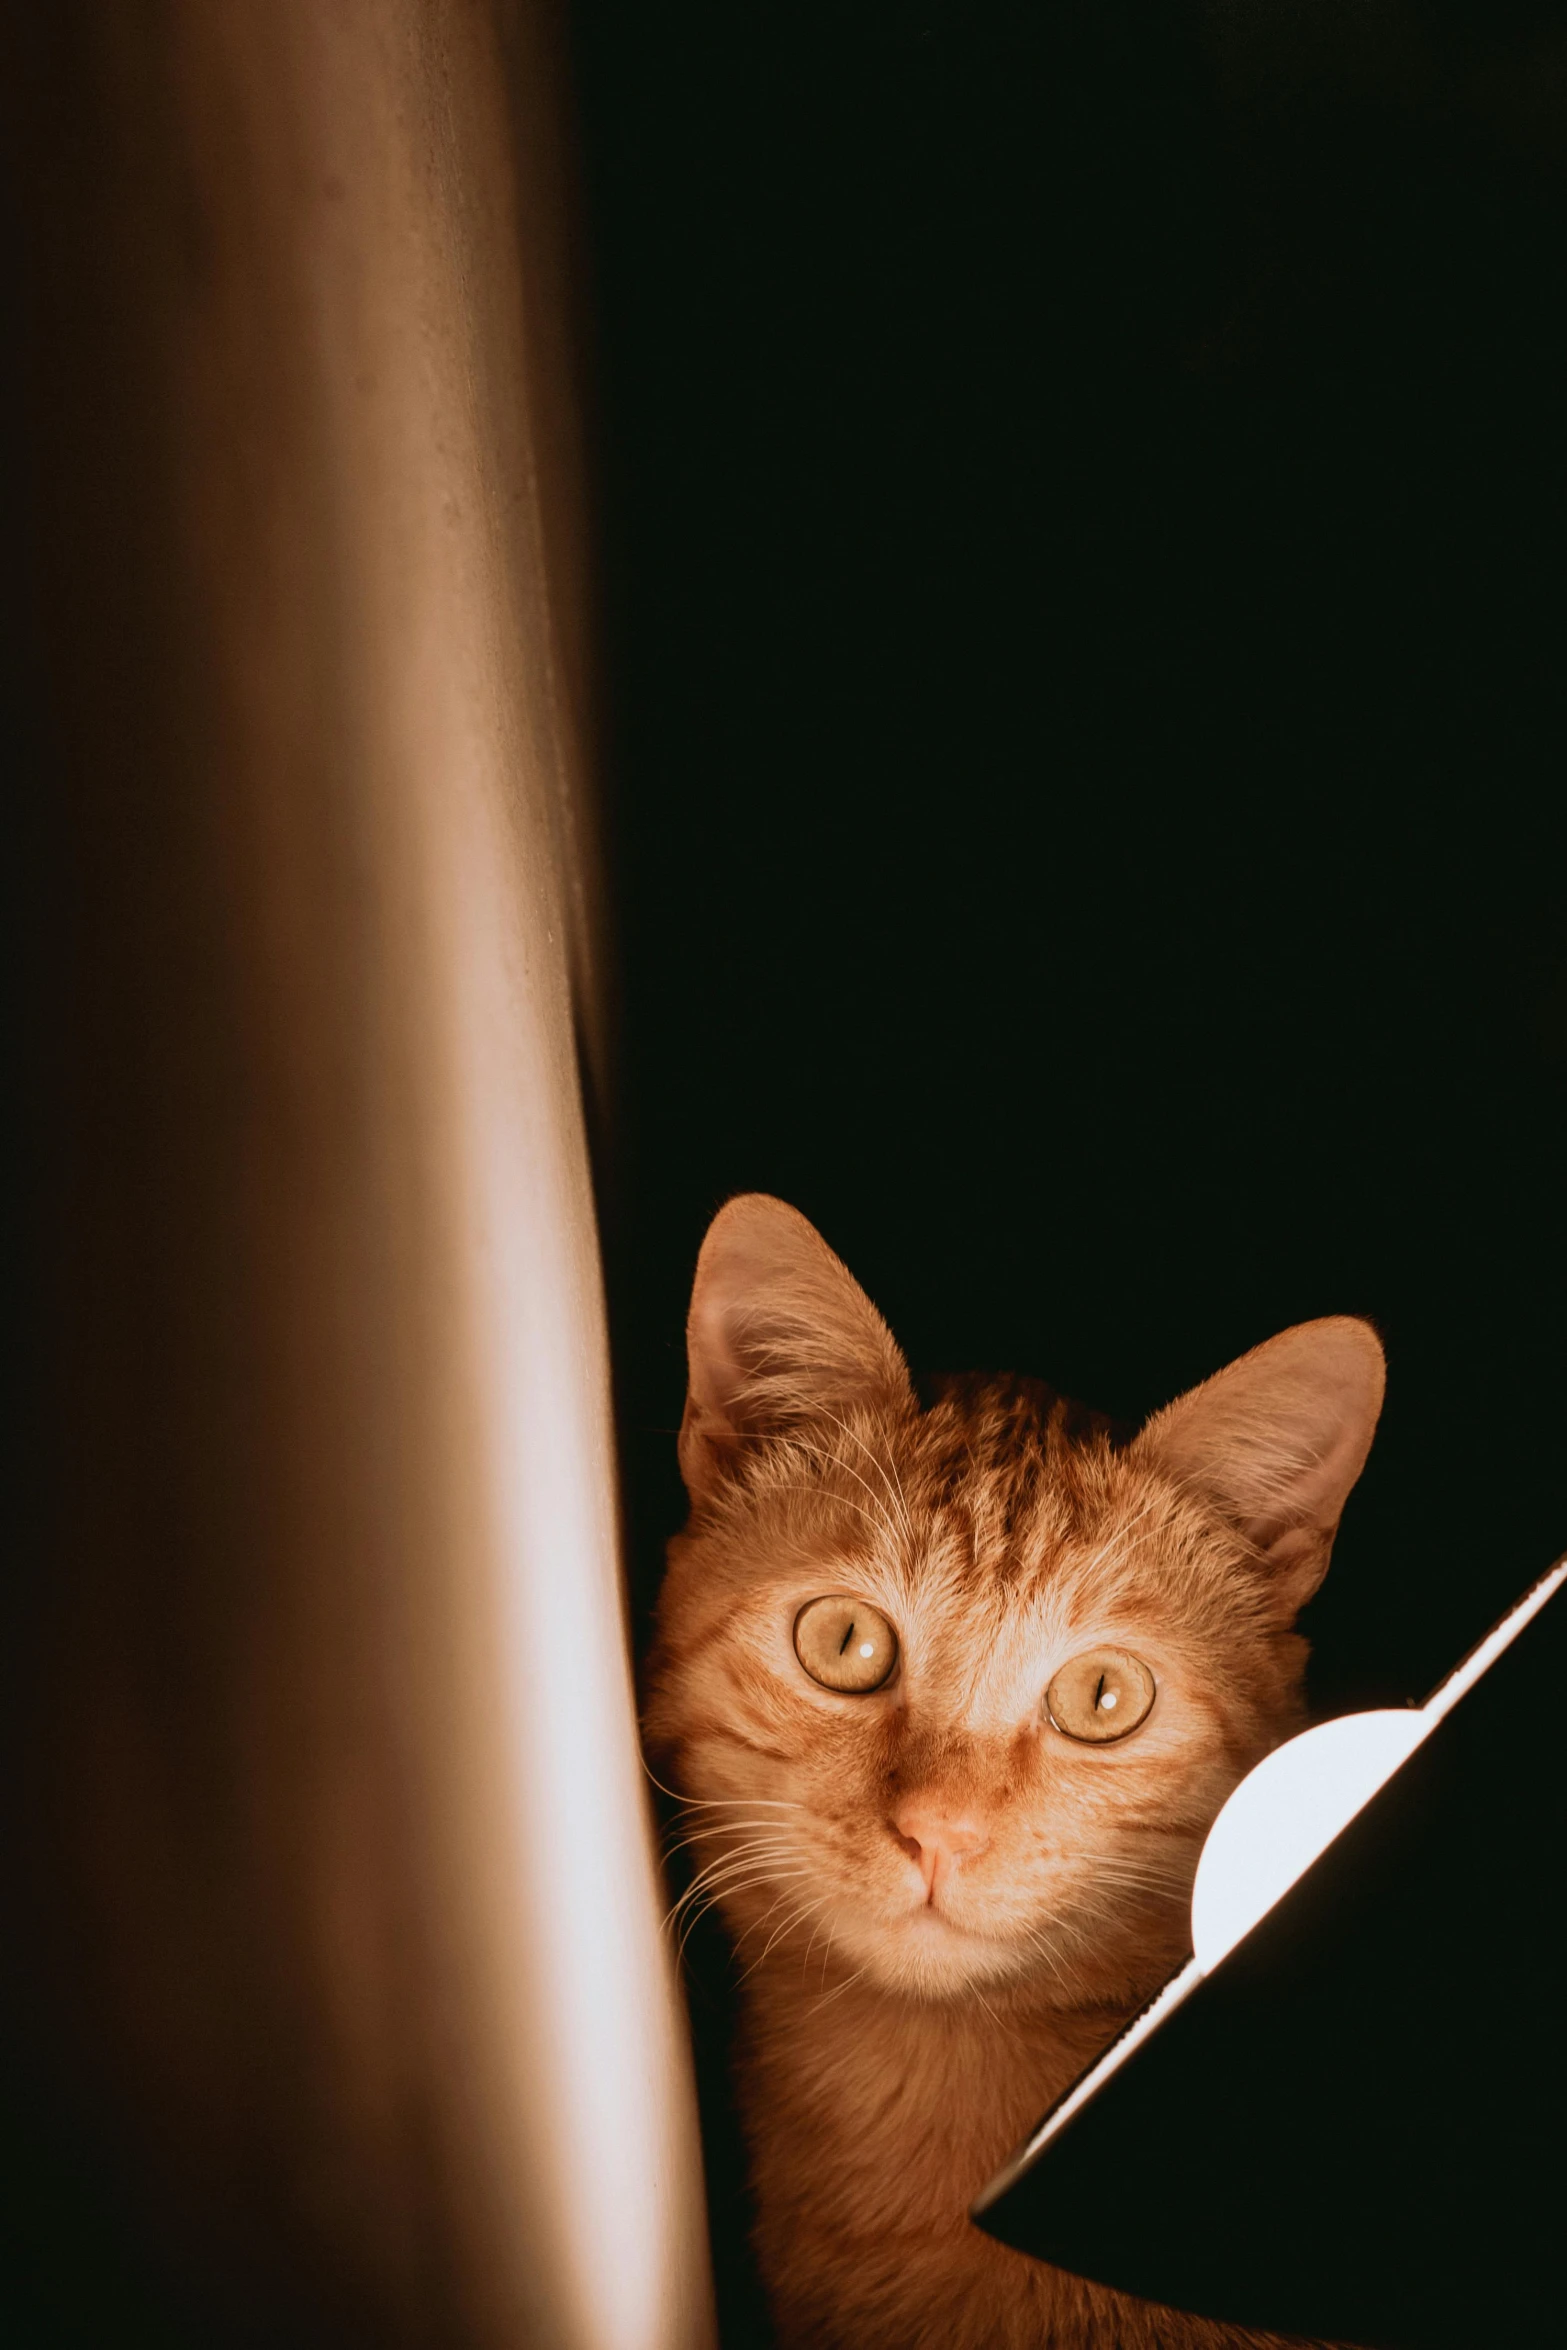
[1192,1554,1567,1974]
[1189,1710,1428,1973]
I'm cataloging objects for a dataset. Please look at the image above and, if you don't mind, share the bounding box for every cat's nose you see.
[890,1802,990,1901]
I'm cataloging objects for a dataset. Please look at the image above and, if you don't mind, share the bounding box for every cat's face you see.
[645,1197,1384,2009]
[650,1393,1304,2003]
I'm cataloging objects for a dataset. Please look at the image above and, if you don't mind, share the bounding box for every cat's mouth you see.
[903,1903,973,1938]
[877,1862,1062,1963]
[887,1848,999,1936]
[890,1882,997,1942]
[842,1885,1035,1998]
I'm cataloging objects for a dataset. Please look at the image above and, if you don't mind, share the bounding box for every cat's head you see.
[644,1196,1384,2006]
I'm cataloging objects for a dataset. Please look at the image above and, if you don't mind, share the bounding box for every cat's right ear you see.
[678,1194,914,1502]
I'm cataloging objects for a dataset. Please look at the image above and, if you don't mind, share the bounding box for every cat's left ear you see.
[1133,1317,1386,1618]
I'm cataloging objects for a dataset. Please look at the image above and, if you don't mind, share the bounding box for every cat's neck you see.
[740,1954,1138,2236]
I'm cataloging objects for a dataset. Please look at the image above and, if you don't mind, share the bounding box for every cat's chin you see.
[843,1906,1031,2002]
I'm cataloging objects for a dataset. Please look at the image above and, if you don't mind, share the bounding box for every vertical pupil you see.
[1094,1673,1107,1710]
[838,1619,856,1657]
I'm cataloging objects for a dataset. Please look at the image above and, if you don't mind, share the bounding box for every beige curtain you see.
[1,7,712,2346]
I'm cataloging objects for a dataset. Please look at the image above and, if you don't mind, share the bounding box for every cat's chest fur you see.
[740,1973,1291,2350]
[743,1970,1104,2240]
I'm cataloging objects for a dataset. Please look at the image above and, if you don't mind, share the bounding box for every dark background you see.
[564,3,1567,2339]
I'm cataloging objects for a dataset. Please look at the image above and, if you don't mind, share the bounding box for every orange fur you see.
[646,1197,1383,2349]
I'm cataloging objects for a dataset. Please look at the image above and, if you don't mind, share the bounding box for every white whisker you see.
[641,1760,800,1813]
[738,1896,831,1983]
[666,1844,800,1921]
[674,1870,812,1964]
[662,1820,801,1860]
[809,1962,868,2014]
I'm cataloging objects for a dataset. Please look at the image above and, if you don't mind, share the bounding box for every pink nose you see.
[890,1801,990,1901]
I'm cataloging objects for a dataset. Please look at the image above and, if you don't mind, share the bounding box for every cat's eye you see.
[1045,1647,1156,1744]
[793,1595,899,1693]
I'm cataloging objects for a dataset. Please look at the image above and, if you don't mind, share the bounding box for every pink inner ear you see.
[685,1283,754,1430]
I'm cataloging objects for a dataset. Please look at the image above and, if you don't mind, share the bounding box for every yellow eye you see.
[1045,1647,1156,1744]
[793,1595,899,1693]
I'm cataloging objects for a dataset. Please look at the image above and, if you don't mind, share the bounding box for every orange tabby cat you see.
[646,1195,1384,2350]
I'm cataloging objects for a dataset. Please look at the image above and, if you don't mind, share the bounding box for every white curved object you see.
[1190,1710,1429,1973]
[1191,1554,1567,1975]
